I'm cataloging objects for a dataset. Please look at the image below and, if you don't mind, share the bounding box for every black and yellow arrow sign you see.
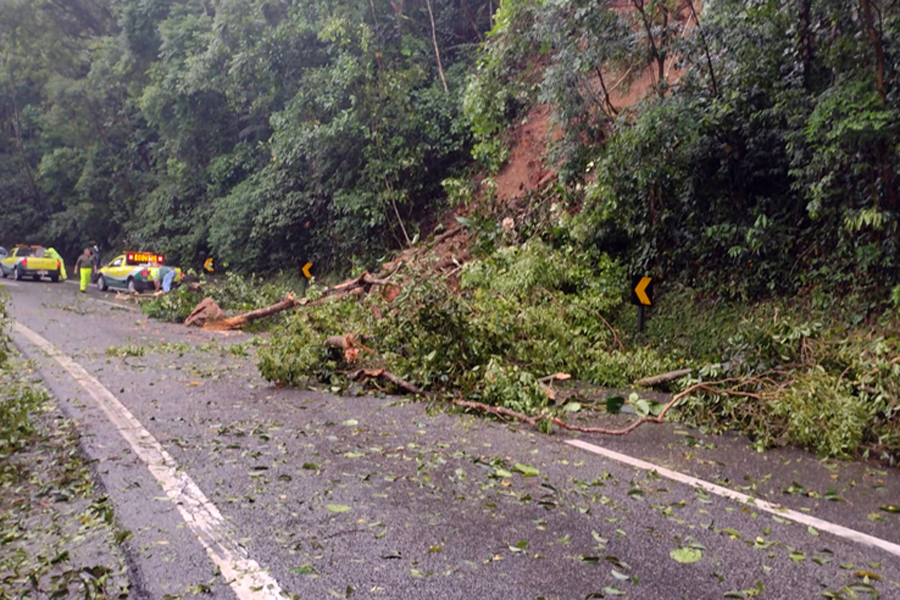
[302,262,313,279]
[203,257,214,273]
[630,276,653,306]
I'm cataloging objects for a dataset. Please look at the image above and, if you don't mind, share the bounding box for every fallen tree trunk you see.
[203,292,301,331]
[199,268,402,331]
[634,368,693,388]
[322,271,397,298]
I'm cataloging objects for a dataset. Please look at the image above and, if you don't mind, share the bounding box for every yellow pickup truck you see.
[0,245,64,282]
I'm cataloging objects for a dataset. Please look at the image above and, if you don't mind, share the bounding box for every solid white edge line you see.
[13,321,286,599]
[565,439,900,559]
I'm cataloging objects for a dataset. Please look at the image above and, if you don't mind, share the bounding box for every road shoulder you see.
[0,361,134,598]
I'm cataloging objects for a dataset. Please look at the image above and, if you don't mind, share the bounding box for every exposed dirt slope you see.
[395,1,702,274]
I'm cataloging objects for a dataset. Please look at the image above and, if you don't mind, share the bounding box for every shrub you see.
[259,245,676,415]
[676,306,900,463]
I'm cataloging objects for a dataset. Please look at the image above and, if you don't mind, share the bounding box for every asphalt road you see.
[3,277,899,600]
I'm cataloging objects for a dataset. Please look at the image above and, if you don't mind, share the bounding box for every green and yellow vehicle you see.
[0,245,64,282]
[97,251,183,293]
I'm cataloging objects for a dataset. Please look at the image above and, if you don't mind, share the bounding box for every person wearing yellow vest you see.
[74,248,93,293]
[45,247,67,281]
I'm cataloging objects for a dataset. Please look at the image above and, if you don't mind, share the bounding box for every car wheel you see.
[127,277,137,294]
[97,275,108,291]
[14,267,23,281]
[1,267,7,279]
[49,270,60,283]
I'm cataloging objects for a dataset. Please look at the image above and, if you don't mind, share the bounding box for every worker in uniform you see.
[45,247,67,280]
[75,248,93,293]
[153,260,176,293]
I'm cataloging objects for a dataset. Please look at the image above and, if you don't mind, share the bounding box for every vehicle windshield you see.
[16,247,36,257]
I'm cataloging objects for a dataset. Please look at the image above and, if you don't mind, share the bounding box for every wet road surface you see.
[3,278,899,599]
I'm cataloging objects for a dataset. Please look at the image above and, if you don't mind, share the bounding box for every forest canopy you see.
[0,0,493,271]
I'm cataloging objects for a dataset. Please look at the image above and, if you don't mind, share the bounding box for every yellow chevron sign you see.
[631,276,653,306]
[302,262,313,279]
[204,257,214,272]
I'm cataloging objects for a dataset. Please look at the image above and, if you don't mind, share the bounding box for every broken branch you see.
[349,369,422,395]
[451,380,760,437]
[634,368,694,388]
[326,333,375,363]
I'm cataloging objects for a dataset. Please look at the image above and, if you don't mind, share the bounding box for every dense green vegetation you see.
[1,0,491,270]
[3,0,899,292]
[4,0,900,463]
[466,0,900,299]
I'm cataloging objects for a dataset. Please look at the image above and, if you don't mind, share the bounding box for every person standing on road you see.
[91,245,101,283]
[45,247,67,281]
[75,248,93,293]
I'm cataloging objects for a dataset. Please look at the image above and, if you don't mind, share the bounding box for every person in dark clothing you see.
[75,249,93,293]
[90,245,101,283]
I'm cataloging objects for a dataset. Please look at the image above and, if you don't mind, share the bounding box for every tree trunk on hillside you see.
[859,0,886,102]
[798,0,814,91]
[858,0,898,210]
[426,0,449,93]
[632,0,666,94]
[685,0,718,97]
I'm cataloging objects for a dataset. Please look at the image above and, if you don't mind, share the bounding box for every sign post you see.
[630,276,653,333]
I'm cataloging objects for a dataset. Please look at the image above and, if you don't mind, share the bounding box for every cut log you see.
[203,292,300,331]
[539,372,572,384]
[185,297,226,327]
[326,333,374,363]
[634,368,693,388]
[326,334,353,350]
